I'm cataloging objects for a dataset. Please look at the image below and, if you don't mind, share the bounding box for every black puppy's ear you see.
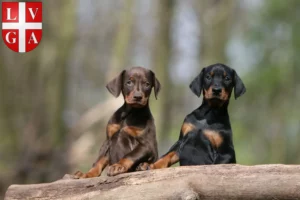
[150,71,161,99]
[106,70,125,98]
[233,70,246,99]
[189,68,205,97]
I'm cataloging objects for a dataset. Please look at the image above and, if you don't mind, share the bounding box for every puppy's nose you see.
[133,93,143,101]
[212,87,222,95]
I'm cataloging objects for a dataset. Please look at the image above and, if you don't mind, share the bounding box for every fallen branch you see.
[5,164,300,200]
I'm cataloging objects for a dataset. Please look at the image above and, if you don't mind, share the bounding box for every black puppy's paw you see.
[107,163,127,176]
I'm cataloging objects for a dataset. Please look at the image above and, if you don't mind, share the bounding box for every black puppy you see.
[74,66,160,177]
[138,63,245,170]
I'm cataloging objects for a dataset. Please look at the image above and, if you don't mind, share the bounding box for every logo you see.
[2,2,42,53]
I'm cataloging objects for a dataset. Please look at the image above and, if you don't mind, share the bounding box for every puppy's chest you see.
[198,119,227,130]
[107,120,147,139]
[183,118,232,147]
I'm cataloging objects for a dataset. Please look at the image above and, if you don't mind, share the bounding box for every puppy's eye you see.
[224,76,231,81]
[206,75,211,80]
[144,82,150,88]
[126,80,133,86]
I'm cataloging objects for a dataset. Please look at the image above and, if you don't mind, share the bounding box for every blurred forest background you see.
[1,0,300,197]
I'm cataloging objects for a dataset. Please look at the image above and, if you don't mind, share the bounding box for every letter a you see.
[28,32,38,44]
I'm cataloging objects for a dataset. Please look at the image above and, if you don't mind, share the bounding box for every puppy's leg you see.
[139,141,181,170]
[74,140,110,178]
[214,143,236,164]
[107,144,150,176]
[142,130,199,169]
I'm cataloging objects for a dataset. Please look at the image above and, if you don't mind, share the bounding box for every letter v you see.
[28,8,38,19]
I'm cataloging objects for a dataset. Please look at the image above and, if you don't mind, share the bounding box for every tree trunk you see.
[5,164,300,200]
[107,0,134,79]
[197,0,236,66]
[154,0,174,146]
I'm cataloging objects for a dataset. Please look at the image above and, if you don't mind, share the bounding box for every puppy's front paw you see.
[107,163,127,176]
[136,162,153,171]
[74,170,96,179]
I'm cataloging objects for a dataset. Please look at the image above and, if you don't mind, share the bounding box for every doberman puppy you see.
[138,63,245,170]
[74,66,161,177]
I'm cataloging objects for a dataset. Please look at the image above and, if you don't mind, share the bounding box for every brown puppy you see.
[74,66,161,177]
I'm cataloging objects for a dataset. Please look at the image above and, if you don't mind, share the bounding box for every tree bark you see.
[5,164,300,200]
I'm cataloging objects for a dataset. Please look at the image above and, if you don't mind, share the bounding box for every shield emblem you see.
[2,2,42,53]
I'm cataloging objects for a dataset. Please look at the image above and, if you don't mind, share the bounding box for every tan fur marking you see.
[220,88,229,101]
[118,158,134,170]
[181,123,196,136]
[204,87,213,99]
[203,129,223,148]
[122,126,144,137]
[107,124,121,137]
[88,156,109,176]
[75,156,109,178]
[125,91,148,107]
[152,151,179,169]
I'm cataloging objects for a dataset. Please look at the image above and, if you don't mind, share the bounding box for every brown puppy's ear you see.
[233,70,246,99]
[106,70,125,98]
[189,68,205,97]
[150,71,161,99]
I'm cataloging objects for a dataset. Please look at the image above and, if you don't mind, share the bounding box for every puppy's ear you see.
[233,70,246,99]
[189,68,205,97]
[106,70,125,98]
[150,71,161,99]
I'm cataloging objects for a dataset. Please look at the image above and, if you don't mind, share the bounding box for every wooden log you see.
[5,164,300,200]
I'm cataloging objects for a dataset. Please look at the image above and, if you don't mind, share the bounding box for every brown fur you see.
[107,124,121,138]
[74,66,161,178]
[122,126,144,137]
[125,91,149,108]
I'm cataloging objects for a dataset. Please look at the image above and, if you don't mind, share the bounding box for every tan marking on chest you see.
[107,124,121,137]
[122,126,144,137]
[181,123,196,136]
[203,129,223,148]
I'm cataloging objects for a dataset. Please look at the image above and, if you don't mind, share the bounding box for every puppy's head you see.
[106,66,161,108]
[189,63,246,107]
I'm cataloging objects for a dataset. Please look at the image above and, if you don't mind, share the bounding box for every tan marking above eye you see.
[181,123,196,136]
[203,129,223,148]
[122,126,144,137]
[107,124,121,137]
[210,71,214,76]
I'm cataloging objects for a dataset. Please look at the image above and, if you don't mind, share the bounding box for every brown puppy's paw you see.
[136,162,153,171]
[74,171,86,179]
[74,171,96,179]
[107,163,127,176]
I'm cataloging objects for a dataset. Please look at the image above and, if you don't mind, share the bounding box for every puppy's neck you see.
[200,98,229,116]
[121,102,150,119]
